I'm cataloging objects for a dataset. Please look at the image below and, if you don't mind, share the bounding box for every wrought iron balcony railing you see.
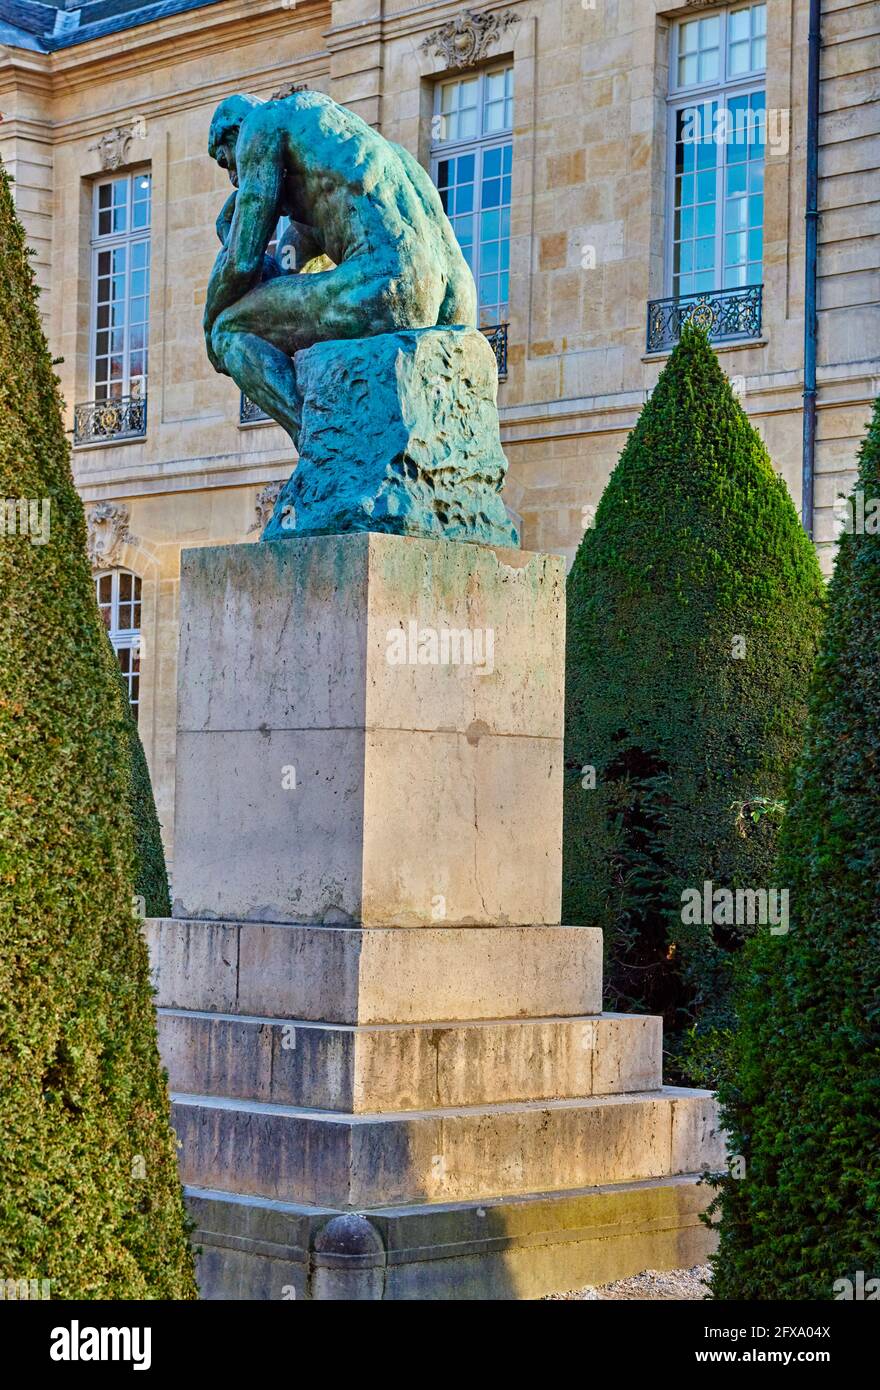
[74,393,147,445]
[239,323,510,424]
[646,284,763,355]
[239,393,271,426]
[483,321,509,380]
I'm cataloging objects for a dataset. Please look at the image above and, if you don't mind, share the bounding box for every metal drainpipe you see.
[802,0,822,538]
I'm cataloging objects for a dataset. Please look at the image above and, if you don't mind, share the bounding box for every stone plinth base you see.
[158,534,725,1299]
[172,536,564,927]
[186,1177,717,1301]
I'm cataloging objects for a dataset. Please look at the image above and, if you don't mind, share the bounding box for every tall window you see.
[96,569,141,721]
[668,3,766,298]
[91,172,151,404]
[431,66,513,329]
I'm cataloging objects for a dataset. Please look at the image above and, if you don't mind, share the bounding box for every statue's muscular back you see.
[235,91,477,330]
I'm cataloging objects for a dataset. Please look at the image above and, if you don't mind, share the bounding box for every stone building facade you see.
[1,0,877,858]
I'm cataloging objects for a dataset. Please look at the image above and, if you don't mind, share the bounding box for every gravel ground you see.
[545,1264,712,1300]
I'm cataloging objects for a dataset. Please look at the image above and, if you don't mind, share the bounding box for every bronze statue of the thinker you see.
[204,88,518,547]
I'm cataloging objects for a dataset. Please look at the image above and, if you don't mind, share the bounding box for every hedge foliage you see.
[108,653,171,919]
[562,327,825,1081]
[711,397,880,1299]
[0,162,196,1298]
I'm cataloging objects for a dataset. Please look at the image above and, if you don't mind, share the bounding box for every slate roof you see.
[0,0,226,51]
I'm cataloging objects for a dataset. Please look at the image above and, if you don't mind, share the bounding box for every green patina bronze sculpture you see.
[205,89,518,547]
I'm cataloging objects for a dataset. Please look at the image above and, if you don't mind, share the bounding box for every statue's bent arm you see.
[205,130,284,332]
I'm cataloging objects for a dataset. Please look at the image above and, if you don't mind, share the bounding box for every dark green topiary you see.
[710,398,880,1300]
[0,162,197,1298]
[107,652,171,918]
[562,327,825,1081]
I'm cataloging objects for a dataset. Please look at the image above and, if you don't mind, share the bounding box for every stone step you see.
[157,1009,662,1112]
[186,1175,717,1301]
[170,1087,724,1209]
[145,918,602,1025]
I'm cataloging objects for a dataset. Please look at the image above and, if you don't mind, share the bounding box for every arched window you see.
[95,569,141,721]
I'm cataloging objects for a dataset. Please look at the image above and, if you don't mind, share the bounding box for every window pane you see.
[698,48,720,83]
[679,19,699,55]
[729,41,750,76]
[696,203,716,236]
[725,231,748,265]
[729,10,750,43]
[679,52,699,87]
[458,106,478,139]
[697,169,716,202]
[700,16,720,47]
[481,208,500,241]
[725,198,747,231]
[111,180,128,233]
[695,237,714,271]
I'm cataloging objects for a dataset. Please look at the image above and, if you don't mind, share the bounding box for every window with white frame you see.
[431,66,513,329]
[667,3,766,299]
[90,172,151,403]
[96,569,141,721]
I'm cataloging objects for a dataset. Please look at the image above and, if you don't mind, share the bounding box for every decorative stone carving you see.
[270,81,309,101]
[89,121,144,172]
[249,482,284,533]
[420,8,517,70]
[86,501,136,570]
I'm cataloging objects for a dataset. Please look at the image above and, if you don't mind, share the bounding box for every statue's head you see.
[208,94,264,188]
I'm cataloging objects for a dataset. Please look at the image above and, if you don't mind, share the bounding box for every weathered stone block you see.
[262,327,518,547]
[187,1176,718,1301]
[171,1088,725,1208]
[144,919,603,1025]
[156,1010,662,1112]
[172,535,565,926]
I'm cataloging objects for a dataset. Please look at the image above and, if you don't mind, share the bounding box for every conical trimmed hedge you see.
[711,398,880,1300]
[0,162,196,1298]
[562,327,825,1081]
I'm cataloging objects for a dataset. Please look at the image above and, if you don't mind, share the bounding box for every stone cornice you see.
[45,52,330,145]
[0,0,331,98]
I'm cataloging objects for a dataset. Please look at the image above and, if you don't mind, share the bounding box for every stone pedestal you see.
[150,534,723,1299]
